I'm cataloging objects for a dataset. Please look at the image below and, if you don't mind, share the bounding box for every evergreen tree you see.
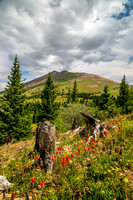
[0,55,31,143]
[99,85,110,110]
[71,79,78,103]
[117,75,130,113]
[39,72,57,121]
[67,88,71,104]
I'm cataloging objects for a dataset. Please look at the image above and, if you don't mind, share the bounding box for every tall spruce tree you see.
[117,75,130,113]
[99,85,110,110]
[71,79,78,103]
[39,72,57,121]
[0,55,31,143]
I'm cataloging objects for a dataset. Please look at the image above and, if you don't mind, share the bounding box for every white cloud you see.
[0,0,133,90]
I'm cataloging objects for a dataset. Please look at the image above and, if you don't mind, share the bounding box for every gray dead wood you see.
[80,112,106,141]
[34,121,56,171]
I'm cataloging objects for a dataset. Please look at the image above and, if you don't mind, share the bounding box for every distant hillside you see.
[0,71,120,102]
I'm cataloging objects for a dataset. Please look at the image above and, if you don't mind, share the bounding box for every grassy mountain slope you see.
[24,70,120,100]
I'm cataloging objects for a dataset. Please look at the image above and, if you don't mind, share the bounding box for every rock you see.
[0,175,14,190]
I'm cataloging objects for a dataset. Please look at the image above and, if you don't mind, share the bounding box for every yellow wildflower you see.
[123,178,128,183]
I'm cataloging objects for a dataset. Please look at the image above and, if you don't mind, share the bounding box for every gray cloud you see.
[0,0,133,90]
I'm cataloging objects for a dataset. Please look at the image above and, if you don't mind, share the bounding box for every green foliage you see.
[54,103,96,131]
[117,75,130,113]
[39,72,58,121]
[71,79,78,103]
[0,56,31,143]
[98,85,110,110]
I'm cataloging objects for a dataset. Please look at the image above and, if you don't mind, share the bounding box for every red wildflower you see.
[62,156,65,159]
[56,151,58,154]
[66,155,69,160]
[89,142,91,145]
[104,130,107,134]
[75,152,78,155]
[14,172,17,175]
[81,142,84,145]
[31,177,35,182]
[110,142,113,146]
[117,146,120,151]
[54,155,56,158]
[92,140,94,142]
[78,148,80,152]
[85,138,88,142]
[37,167,41,170]
[62,159,67,166]
[23,193,25,196]
[57,146,62,151]
[24,165,27,168]
[11,192,15,199]
[59,151,62,154]
[71,153,74,158]
[34,157,37,161]
[106,138,108,141]
[52,157,54,160]
[88,147,90,150]
[96,139,99,143]
[92,149,96,153]
[105,126,107,129]
[39,181,46,186]
[91,146,94,148]
[84,147,87,152]
[92,142,95,145]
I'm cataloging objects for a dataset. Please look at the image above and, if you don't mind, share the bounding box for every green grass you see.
[0,114,133,199]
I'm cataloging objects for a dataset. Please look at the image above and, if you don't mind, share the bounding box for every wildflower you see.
[71,153,74,158]
[34,157,37,161]
[91,146,94,148]
[29,164,32,168]
[52,157,54,160]
[106,138,108,141]
[84,147,87,152]
[88,147,90,150]
[76,190,81,196]
[39,181,46,186]
[57,146,62,151]
[92,142,95,145]
[62,156,65,159]
[54,155,56,158]
[24,165,27,168]
[78,148,80,152]
[14,172,17,175]
[108,170,111,173]
[40,160,43,167]
[23,193,25,196]
[62,159,67,166]
[85,138,88,142]
[37,166,41,170]
[81,142,84,145]
[117,146,120,152]
[31,177,35,182]
[75,152,78,155]
[110,142,113,146]
[96,139,98,143]
[123,178,128,183]
[56,151,58,154]
[92,149,96,153]
[11,192,15,199]
[66,155,69,160]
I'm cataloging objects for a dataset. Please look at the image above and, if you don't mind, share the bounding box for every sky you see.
[0,0,133,91]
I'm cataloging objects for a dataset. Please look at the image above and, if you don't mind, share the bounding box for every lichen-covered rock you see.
[34,121,56,171]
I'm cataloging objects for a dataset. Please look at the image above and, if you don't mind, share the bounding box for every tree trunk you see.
[34,121,56,171]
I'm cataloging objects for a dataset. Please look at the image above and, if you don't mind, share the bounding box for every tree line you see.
[0,56,133,144]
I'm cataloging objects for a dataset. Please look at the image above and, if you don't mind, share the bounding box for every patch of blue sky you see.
[112,2,133,20]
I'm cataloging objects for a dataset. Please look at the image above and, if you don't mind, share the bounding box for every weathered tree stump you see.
[34,121,56,172]
[80,112,106,141]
